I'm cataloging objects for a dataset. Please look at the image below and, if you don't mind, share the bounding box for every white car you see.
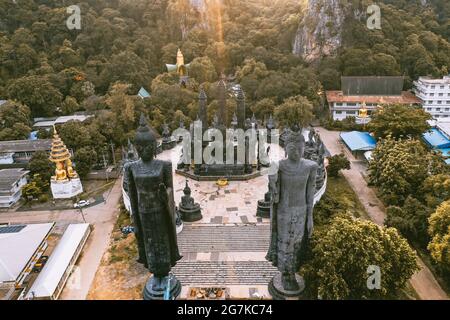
[74,200,90,208]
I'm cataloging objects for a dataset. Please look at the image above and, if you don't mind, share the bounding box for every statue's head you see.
[56,162,64,170]
[135,114,157,162]
[285,130,305,162]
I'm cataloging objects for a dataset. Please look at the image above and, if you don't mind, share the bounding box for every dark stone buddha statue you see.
[266,127,318,300]
[124,115,182,300]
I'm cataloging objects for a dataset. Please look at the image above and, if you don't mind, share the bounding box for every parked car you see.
[33,256,48,273]
[74,200,90,208]
[121,225,135,235]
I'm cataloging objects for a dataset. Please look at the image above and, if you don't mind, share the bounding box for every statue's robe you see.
[266,158,318,273]
[125,159,182,277]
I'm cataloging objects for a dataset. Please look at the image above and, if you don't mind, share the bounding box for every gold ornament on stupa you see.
[49,126,78,181]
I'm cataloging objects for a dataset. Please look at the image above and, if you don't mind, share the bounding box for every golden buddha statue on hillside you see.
[166,48,190,85]
[49,127,83,199]
[49,127,74,181]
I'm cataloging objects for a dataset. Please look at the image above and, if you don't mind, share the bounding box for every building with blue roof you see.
[138,87,151,99]
[437,148,450,164]
[340,131,376,158]
[422,128,450,149]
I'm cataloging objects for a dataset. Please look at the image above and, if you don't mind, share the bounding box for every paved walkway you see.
[316,127,448,300]
[158,145,277,299]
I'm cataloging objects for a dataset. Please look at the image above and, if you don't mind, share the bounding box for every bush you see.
[327,153,350,177]
[38,194,49,203]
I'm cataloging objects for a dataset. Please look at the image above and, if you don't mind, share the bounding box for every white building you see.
[0,139,52,165]
[33,115,93,130]
[0,168,29,208]
[0,223,55,299]
[25,223,91,300]
[327,76,421,122]
[414,76,450,119]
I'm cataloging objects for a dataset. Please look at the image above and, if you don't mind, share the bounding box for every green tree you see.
[58,121,93,151]
[368,105,431,140]
[73,147,98,179]
[250,98,276,120]
[28,151,53,185]
[22,180,43,202]
[428,201,450,275]
[188,56,218,84]
[327,154,351,177]
[421,174,450,209]
[368,136,430,205]
[304,216,418,299]
[61,96,80,115]
[0,100,31,140]
[7,75,62,117]
[386,196,432,247]
[274,95,314,128]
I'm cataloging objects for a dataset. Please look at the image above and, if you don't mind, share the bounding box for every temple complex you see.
[49,128,83,199]
[176,78,268,181]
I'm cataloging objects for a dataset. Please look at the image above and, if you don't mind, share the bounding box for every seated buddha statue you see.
[66,159,77,178]
[55,161,68,181]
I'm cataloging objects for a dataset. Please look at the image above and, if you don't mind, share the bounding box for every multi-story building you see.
[326,76,421,123]
[414,76,450,119]
[0,168,29,208]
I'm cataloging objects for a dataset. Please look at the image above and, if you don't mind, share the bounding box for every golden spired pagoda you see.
[49,127,83,199]
[165,48,191,85]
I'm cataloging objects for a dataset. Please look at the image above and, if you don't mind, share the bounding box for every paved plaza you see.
[157,144,285,299]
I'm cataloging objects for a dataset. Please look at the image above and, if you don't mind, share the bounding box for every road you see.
[0,178,123,300]
[317,127,448,300]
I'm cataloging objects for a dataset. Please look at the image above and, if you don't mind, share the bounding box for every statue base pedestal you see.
[268,273,305,300]
[256,199,270,218]
[143,275,182,300]
[51,178,83,199]
[179,205,202,222]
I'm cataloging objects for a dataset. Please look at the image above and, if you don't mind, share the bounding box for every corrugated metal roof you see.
[326,90,421,104]
[422,128,450,149]
[340,131,376,151]
[341,76,404,96]
[25,223,90,299]
[0,168,29,190]
[0,223,54,283]
[0,139,52,153]
[138,87,151,99]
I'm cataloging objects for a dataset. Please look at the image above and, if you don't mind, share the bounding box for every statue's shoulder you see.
[153,159,172,169]
[124,160,139,172]
[302,159,319,171]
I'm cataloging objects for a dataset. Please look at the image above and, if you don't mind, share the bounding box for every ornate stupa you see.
[165,48,191,86]
[49,127,83,199]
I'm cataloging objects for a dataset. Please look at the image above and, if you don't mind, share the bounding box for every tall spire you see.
[217,77,227,126]
[199,87,208,128]
[49,126,71,163]
[236,87,246,129]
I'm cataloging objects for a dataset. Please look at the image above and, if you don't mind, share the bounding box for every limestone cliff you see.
[293,0,346,62]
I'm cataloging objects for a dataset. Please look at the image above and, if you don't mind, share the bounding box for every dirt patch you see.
[87,209,148,300]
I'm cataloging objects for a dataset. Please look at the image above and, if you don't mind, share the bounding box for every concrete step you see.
[177,224,270,252]
[173,261,278,285]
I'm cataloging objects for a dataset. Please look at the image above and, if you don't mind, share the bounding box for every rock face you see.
[293,0,346,62]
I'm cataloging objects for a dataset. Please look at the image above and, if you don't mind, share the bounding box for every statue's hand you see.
[307,215,314,238]
[272,191,279,204]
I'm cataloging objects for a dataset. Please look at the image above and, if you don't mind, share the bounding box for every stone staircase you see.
[174,224,275,299]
